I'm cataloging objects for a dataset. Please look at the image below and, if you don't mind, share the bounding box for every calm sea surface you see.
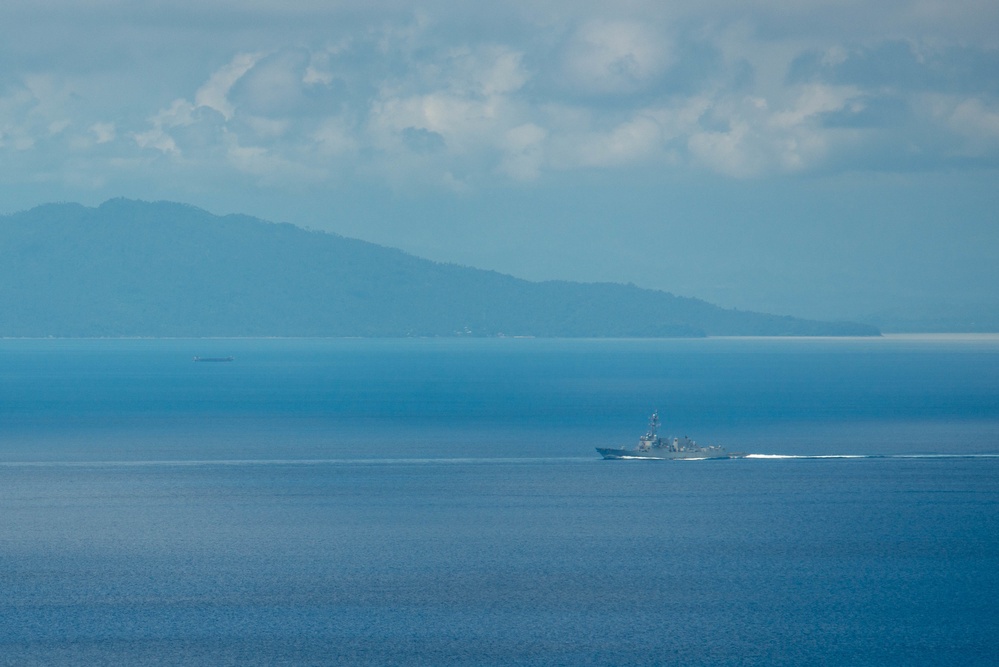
[1,336,997,665]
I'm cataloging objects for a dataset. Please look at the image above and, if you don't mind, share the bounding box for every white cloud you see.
[133,99,199,155]
[557,115,664,168]
[303,45,348,86]
[681,88,843,177]
[133,127,179,155]
[688,119,767,178]
[477,48,529,96]
[372,91,513,155]
[47,119,70,135]
[367,44,534,176]
[313,117,359,155]
[947,98,999,146]
[228,50,314,117]
[194,53,262,120]
[90,122,116,144]
[562,20,673,95]
[771,85,861,129]
[223,132,328,186]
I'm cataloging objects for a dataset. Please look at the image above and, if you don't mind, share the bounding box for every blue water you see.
[1,336,997,665]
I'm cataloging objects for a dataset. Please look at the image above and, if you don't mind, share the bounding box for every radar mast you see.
[647,410,660,439]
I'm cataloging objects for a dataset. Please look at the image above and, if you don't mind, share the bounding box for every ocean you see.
[1,336,997,665]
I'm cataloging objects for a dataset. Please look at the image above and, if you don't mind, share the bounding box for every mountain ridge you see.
[0,199,879,338]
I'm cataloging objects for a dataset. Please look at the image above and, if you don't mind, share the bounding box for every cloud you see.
[3,2,997,193]
[312,117,359,155]
[556,114,665,168]
[363,43,538,186]
[497,122,547,180]
[371,91,506,155]
[936,96,999,156]
[194,53,262,120]
[561,20,673,96]
[90,122,116,144]
[133,99,198,155]
[228,50,314,118]
[789,40,999,95]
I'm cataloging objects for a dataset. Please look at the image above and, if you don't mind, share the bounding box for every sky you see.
[1,0,997,329]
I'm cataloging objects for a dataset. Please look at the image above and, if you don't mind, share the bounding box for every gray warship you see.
[596,411,743,460]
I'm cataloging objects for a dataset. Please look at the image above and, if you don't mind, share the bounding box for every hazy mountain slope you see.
[0,199,879,337]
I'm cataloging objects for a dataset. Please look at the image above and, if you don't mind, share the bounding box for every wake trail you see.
[745,453,999,460]
[0,456,592,468]
[1,455,996,468]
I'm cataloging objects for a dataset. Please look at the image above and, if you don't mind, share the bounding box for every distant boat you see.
[193,356,234,362]
[597,411,745,460]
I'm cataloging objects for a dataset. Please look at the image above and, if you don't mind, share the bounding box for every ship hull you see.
[596,447,741,460]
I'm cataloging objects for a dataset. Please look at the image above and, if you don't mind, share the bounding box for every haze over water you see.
[2,336,997,665]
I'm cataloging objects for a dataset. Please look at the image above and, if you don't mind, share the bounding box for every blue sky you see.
[1,1,997,328]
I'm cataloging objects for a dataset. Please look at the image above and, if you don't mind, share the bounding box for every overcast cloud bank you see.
[3,1,998,188]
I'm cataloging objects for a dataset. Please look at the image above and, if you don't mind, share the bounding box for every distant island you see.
[0,199,879,338]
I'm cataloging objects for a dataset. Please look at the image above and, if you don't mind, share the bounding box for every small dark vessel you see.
[597,411,744,460]
[193,356,234,362]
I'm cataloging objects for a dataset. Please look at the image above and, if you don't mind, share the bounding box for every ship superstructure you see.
[596,411,742,460]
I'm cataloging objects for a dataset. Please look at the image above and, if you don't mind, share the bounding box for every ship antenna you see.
[648,410,660,438]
